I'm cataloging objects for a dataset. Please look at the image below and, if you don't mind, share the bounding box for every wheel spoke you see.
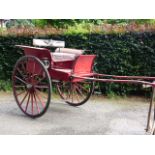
[76,83,89,93]
[74,84,85,99]
[16,90,26,96]
[74,87,80,102]
[33,91,40,114]
[35,76,46,85]
[31,93,34,115]
[25,93,30,112]
[35,90,45,108]
[16,67,25,79]
[14,85,25,88]
[14,76,27,85]
[72,85,77,103]
[19,91,29,105]
[66,89,71,100]
[34,85,49,89]
[35,88,48,99]
[60,84,66,98]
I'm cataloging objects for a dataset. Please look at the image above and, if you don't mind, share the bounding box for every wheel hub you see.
[26,84,33,89]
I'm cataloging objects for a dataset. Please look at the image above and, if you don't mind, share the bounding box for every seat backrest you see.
[33,39,65,48]
[16,45,52,68]
[72,55,96,74]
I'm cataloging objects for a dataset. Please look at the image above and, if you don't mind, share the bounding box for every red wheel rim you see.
[12,56,51,117]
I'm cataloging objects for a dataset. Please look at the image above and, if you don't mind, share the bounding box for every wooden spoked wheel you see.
[12,56,52,118]
[56,80,94,106]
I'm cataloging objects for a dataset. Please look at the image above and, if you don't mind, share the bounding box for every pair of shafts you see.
[72,73,155,135]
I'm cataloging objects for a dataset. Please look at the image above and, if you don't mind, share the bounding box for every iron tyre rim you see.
[12,55,51,118]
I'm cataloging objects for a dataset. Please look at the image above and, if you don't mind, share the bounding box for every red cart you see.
[12,39,155,134]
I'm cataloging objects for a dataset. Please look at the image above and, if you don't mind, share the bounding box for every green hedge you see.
[0,32,155,95]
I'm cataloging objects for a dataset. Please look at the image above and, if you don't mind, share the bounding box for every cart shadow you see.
[0,101,81,120]
[48,102,80,113]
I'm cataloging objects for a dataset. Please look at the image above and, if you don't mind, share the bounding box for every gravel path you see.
[0,92,150,135]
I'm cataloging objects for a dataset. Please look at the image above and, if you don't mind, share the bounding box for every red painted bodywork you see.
[17,45,96,82]
[16,45,155,86]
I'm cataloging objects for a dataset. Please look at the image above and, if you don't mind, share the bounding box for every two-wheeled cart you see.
[12,39,155,134]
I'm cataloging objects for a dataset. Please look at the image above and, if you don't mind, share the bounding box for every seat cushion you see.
[55,48,84,55]
[51,53,77,62]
